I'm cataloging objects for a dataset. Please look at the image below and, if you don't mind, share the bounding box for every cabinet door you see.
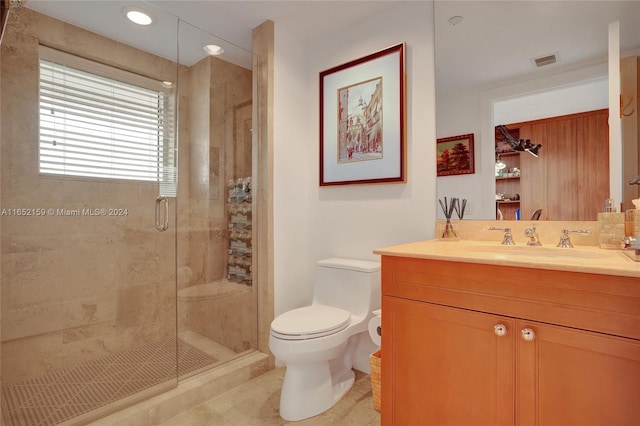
[382,297,515,426]
[517,320,640,425]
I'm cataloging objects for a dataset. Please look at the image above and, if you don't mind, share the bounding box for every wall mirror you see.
[435,0,640,221]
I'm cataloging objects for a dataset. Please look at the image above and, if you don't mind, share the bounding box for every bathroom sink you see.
[465,244,607,259]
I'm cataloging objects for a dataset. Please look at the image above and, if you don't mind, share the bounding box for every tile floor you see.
[159,367,380,425]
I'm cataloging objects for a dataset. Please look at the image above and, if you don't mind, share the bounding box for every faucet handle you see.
[557,229,591,248]
[524,224,542,246]
[488,227,515,245]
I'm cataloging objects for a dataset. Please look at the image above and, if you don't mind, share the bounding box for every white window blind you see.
[38,46,177,196]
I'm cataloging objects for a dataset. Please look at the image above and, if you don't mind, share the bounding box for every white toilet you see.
[269,257,381,421]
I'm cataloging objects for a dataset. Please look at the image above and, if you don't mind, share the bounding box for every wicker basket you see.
[370,350,382,412]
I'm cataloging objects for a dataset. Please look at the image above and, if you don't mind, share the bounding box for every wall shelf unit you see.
[495,141,521,220]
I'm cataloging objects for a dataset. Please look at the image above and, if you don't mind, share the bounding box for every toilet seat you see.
[271,305,351,340]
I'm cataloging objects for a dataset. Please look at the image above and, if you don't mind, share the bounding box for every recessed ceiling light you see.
[124,7,154,26]
[448,15,463,26]
[161,81,173,88]
[203,44,224,56]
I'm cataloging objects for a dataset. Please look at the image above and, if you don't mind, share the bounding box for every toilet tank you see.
[312,258,381,318]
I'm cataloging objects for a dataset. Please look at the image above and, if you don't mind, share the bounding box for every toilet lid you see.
[271,305,351,340]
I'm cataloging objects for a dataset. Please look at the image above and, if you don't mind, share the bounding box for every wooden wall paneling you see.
[546,118,578,220]
[576,111,610,220]
[519,123,547,220]
[503,110,610,221]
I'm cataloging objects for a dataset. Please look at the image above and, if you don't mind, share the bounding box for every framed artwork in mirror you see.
[436,133,475,176]
[319,43,405,186]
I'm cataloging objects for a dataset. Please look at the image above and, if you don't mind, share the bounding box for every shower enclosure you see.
[0,3,258,425]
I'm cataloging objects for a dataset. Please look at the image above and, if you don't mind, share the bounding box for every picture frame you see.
[319,43,405,186]
[436,133,475,177]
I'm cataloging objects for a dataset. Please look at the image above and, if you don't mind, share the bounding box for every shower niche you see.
[227,177,253,285]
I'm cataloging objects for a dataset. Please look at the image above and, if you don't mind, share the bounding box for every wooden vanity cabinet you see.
[381,256,640,426]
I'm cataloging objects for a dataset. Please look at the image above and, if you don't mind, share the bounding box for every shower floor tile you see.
[2,338,218,426]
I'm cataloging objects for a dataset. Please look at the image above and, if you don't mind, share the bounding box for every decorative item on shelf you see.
[496,125,542,157]
[227,176,253,285]
[227,177,252,204]
[495,154,507,175]
[438,197,458,239]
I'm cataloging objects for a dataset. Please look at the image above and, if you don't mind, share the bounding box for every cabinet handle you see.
[493,324,507,337]
[521,328,536,342]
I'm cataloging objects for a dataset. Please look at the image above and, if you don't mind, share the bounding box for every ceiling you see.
[24,0,400,68]
[21,1,640,92]
[435,0,640,94]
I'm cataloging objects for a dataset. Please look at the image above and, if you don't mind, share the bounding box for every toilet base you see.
[279,361,355,421]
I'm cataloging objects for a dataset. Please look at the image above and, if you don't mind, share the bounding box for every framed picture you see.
[436,133,475,177]
[319,43,405,186]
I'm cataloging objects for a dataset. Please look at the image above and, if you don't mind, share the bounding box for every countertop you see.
[373,239,640,278]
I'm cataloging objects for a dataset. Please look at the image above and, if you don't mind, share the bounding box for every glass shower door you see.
[174,19,258,377]
[0,2,181,425]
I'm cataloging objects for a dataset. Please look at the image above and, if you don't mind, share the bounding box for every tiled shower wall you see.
[178,46,257,353]
[180,54,252,287]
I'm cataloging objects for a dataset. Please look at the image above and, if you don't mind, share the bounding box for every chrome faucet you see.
[488,227,515,245]
[557,229,592,248]
[524,224,541,246]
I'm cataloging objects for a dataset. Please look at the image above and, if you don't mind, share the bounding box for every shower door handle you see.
[155,196,169,231]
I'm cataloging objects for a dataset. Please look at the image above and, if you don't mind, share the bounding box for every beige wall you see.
[0,8,178,385]
[272,2,437,316]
